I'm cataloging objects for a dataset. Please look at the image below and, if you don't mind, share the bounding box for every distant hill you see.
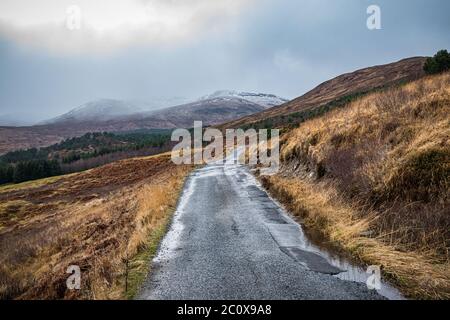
[136,96,266,128]
[41,99,145,124]
[220,57,427,129]
[40,91,286,126]
[0,96,266,154]
[40,97,192,125]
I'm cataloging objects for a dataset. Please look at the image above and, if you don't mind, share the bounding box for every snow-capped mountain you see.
[41,92,285,126]
[41,97,192,125]
[38,95,267,131]
[42,99,148,124]
[198,90,288,108]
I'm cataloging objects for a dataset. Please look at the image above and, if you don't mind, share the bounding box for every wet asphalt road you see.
[138,164,383,300]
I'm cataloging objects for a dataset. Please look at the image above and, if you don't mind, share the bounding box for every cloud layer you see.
[0,0,252,53]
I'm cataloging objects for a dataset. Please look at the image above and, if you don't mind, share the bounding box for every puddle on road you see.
[234,165,405,300]
[295,227,405,300]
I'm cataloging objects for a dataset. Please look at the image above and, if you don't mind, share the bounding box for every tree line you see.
[0,130,172,185]
[0,159,61,184]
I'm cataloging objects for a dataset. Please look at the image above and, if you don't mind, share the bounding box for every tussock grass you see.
[0,175,69,193]
[266,72,450,299]
[0,200,32,228]
[262,175,450,299]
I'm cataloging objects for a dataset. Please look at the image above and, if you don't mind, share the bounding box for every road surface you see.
[138,163,385,300]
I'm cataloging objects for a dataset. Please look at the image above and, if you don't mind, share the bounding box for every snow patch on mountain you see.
[198,90,288,108]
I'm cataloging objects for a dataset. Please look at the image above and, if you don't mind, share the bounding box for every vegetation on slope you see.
[0,130,172,185]
[0,153,193,299]
[240,89,386,132]
[221,57,426,130]
[424,50,450,75]
[261,72,450,299]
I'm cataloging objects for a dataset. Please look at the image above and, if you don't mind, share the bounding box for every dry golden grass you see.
[263,72,450,299]
[0,175,69,193]
[261,175,450,299]
[0,154,193,299]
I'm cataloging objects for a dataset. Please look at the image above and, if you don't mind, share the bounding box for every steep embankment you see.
[260,72,450,299]
[222,57,426,130]
[0,153,194,299]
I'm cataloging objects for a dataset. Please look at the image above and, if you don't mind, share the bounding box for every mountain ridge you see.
[0,96,266,154]
[38,90,286,126]
[220,57,427,129]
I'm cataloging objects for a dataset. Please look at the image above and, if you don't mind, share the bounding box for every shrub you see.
[424,50,450,75]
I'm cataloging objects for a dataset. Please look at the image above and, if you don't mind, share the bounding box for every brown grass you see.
[0,153,193,299]
[261,175,450,299]
[263,72,450,299]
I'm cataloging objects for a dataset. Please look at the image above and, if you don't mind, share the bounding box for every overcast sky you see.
[0,0,449,123]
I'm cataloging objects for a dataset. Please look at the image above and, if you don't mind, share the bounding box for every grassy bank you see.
[261,175,449,299]
[0,153,193,299]
[261,72,450,299]
[123,177,190,299]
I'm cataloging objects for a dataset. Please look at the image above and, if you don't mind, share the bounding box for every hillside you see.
[260,72,450,298]
[221,57,427,130]
[42,91,286,126]
[0,153,194,299]
[138,97,265,128]
[42,99,145,124]
[0,130,173,185]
